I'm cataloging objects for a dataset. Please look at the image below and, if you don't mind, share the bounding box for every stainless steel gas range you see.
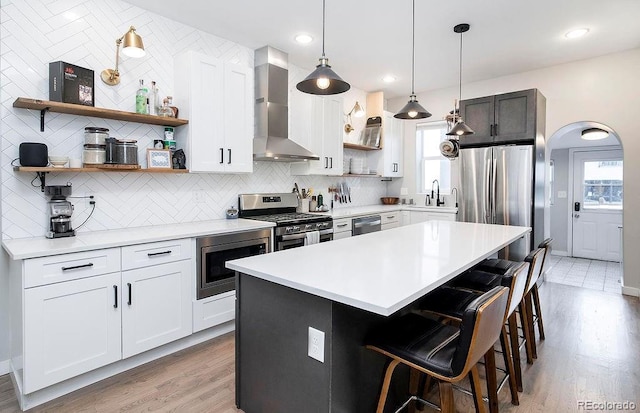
[239,193,333,250]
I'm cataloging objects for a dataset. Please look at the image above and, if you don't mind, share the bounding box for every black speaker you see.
[19,143,48,167]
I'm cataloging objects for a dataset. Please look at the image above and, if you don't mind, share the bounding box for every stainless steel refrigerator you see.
[458,144,544,261]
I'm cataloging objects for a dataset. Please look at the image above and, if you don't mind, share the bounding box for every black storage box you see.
[49,61,95,106]
[19,143,48,167]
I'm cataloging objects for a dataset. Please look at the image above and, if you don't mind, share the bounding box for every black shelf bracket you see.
[380,177,392,182]
[36,171,47,191]
[40,107,50,132]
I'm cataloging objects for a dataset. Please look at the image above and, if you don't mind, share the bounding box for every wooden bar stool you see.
[417,262,528,413]
[365,286,509,413]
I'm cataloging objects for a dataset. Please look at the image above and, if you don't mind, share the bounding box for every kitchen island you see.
[227,220,530,413]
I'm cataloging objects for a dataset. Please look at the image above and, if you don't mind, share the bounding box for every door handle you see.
[574,213,580,218]
[127,282,132,306]
[113,285,118,308]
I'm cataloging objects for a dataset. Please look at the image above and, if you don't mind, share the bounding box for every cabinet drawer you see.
[193,291,236,333]
[333,218,352,234]
[24,248,121,288]
[381,212,400,225]
[121,238,192,271]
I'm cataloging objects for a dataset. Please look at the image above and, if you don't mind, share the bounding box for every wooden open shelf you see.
[13,97,188,131]
[343,142,381,151]
[14,166,189,174]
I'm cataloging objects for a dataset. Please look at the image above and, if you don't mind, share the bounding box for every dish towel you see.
[304,231,320,246]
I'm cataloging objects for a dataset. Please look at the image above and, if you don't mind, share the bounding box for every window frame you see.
[415,121,452,195]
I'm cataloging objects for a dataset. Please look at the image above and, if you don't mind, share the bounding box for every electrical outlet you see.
[308,326,325,363]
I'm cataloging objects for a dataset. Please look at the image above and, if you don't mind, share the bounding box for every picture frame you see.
[147,149,172,169]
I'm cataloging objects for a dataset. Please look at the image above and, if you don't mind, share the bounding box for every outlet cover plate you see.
[308,326,325,363]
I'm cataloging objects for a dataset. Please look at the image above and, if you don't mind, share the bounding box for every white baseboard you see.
[551,250,568,257]
[621,286,640,298]
[0,359,9,376]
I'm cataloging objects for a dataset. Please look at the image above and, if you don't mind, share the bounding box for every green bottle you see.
[135,79,148,114]
[318,193,323,207]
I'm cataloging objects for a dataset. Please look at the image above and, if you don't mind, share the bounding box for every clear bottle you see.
[167,96,179,118]
[158,97,174,117]
[149,81,159,116]
[135,79,148,114]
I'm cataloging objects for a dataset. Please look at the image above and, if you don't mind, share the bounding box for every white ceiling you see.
[125,0,640,99]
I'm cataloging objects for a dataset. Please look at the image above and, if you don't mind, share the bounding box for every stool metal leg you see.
[376,359,401,413]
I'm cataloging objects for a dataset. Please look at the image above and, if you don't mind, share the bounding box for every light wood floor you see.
[1,283,638,412]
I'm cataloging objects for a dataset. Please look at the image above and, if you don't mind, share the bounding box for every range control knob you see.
[305,224,313,231]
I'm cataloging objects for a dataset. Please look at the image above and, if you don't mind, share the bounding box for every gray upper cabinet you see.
[459,89,545,148]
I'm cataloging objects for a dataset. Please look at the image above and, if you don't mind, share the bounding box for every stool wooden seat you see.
[418,262,528,412]
[366,286,509,413]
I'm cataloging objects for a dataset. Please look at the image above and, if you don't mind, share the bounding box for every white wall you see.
[549,148,570,254]
[389,48,640,293]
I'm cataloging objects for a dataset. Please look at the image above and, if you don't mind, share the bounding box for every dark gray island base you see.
[236,273,410,413]
[230,222,531,412]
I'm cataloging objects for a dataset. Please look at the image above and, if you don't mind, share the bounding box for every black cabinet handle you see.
[220,148,224,164]
[127,283,132,306]
[324,157,329,168]
[490,124,494,136]
[329,157,333,168]
[61,262,94,271]
[147,250,172,257]
[113,285,118,308]
[228,149,232,164]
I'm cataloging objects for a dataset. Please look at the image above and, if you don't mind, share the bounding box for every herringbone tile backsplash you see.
[0,0,387,239]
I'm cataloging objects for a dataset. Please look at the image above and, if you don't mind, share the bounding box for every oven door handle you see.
[280,228,333,241]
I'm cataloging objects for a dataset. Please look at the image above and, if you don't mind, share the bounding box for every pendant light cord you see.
[411,0,416,95]
[321,0,326,58]
[458,29,463,104]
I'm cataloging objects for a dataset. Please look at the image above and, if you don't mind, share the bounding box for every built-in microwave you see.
[196,228,271,299]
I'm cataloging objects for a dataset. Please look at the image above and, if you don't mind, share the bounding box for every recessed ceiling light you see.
[294,34,313,44]
[382,75,397,83]
[565,28,589,39]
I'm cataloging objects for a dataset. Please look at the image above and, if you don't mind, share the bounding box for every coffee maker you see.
[45,185,75,239]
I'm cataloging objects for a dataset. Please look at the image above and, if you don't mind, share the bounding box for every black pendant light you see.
[296,0,350,95]
[395,0,431,120]
[447,23,474,136]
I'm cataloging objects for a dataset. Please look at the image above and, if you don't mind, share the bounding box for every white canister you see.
[83,147,106,164]
[299,198,310,213]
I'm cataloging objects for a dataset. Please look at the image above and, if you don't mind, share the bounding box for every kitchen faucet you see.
[431,180,445,206]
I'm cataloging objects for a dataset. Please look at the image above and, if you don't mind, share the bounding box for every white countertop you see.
[2,219,275,260]
[227,221,530,316]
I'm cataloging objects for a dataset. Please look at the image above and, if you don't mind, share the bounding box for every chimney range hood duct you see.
[253,46,320,161]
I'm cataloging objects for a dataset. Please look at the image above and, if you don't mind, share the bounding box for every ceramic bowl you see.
[48,156,69,168]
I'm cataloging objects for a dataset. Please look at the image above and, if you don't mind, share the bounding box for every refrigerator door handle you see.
[491,151,497,223]
[485,158,492,223]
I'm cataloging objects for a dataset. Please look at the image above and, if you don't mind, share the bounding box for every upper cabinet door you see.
[175,51,253,173]
[459,96,493,147]
[322,96,344,176]
[493,89,536,145]
[223,62,253,173]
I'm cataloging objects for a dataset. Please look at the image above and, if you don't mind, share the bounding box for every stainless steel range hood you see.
[253,46,319,161]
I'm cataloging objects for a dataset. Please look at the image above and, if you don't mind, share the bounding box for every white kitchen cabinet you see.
[332,217,352,240]
[23,272,122,393]
[410,210,457,224]
[290,93,343,176]
[381,211,401,231]
[121,260,193,358]
[174,51,253,173]
[368,112,404,177]
[193,290,235,333]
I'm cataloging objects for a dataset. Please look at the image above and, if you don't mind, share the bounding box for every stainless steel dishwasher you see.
[352,215,382,236]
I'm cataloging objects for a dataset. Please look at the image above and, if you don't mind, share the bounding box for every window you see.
[582,160,623,208]
[416,122,451,194]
